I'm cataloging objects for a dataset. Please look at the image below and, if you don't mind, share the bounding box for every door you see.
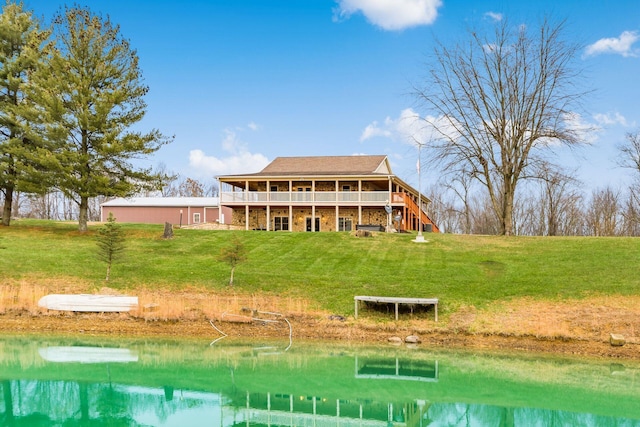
[306,217,320,232]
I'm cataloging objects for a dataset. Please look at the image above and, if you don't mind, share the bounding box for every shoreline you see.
[1,311,639,360]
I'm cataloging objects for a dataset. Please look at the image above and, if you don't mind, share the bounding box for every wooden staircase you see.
[400,193,440,233]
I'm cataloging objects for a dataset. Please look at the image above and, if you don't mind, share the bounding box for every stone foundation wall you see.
[230,207,388,231]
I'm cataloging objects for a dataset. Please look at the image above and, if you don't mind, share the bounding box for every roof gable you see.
[258,155,390,176]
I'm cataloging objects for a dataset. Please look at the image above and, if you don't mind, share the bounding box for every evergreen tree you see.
[96,211,125,281]
[0,1,50,226]
[32,6,172,232]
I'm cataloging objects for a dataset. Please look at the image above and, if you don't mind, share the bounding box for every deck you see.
[354,296,438,321]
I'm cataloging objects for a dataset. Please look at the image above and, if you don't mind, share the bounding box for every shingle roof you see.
[256,155,389,176]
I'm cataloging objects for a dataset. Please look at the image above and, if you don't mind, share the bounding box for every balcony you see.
[221,191,402,206]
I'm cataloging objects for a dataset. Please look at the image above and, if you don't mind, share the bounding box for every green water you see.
[0,335,638,426]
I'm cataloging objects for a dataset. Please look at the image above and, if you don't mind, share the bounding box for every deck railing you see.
[221,191,395,205]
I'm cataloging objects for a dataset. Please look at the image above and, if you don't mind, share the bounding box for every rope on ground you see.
[209,319,228,346]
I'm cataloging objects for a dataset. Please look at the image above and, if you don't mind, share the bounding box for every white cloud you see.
[593,111,628,127]
[584,30,640,57]
[484,11,503,22]
[188,128,269,177]
[360,108,458,145]
[362,109,601,148]
[247,121,260,131]
[333,0,442,31]
[360,121,392,141]
[562,112,601,145]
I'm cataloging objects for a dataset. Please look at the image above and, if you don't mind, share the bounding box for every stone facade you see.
[231,206,388,232]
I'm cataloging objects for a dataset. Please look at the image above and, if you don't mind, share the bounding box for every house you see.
[100,197,231,226]
[217,155,439,232]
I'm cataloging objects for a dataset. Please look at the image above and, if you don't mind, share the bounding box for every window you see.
[193,213,201,224]
[342,185,351,192]
[274,216,289,231]
[270,185,278,192]
[339,217,352,231]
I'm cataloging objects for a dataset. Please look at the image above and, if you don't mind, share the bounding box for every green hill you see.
[1,219,639,315]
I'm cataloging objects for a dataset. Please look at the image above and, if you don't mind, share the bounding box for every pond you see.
[0,335,639,426]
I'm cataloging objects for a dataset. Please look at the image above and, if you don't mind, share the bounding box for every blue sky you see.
[23,0,640,192]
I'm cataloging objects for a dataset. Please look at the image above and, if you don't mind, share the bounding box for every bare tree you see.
[416,18,588,235]
[535,164,582,236]
[585,187,620,236]
[620,184,640,236]
[178,177,205,197]
[618,130,640,173]
[217,236,247,286]
[441,170,476,234]
[470,193,501,235]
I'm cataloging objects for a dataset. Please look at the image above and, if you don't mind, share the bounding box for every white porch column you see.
[312,179,316,231]
[335,205,339,231]
[358,180,363,226]
[245,180,250,230]
[289,206,293,232]
[266,206,270,231]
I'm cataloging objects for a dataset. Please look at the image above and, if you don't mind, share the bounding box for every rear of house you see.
[217,155,439,232]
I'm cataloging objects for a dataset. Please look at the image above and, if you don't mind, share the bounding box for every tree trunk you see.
[78,196,89,232]
[229,266,235,286]
[105,263,111,281]
[2,185,13,226]
[502,185,515,236]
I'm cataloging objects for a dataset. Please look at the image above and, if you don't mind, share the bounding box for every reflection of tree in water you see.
[88,381,139,427]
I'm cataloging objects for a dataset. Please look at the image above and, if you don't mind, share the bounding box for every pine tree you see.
[0,2,50,226]
[96,212,125,281]
[31,6,172,232]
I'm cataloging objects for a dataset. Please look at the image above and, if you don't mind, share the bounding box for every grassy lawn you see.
[1,219,639,315]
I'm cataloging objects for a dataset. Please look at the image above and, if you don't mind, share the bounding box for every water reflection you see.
[355,355,438,382]
[0,336,638,426]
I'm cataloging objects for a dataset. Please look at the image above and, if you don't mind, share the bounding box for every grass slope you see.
[1,219,639,315]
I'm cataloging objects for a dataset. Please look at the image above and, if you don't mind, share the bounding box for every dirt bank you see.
[1,304,639,360]
[2,284,639,359]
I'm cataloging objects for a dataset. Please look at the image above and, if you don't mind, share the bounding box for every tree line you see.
[0,2,172,231]
[428,129,640,236]
[3,173,218,222]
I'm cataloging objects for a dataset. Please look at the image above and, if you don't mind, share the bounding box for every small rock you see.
[405,335,421,344]
[610,333,626,347]
[328,314,346,322]
[388,336,403,344]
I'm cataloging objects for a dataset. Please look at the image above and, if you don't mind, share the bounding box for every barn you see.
[100,197,230,226]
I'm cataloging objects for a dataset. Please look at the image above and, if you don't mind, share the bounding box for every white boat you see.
[38,346,139,363]
[38,294,138,312]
